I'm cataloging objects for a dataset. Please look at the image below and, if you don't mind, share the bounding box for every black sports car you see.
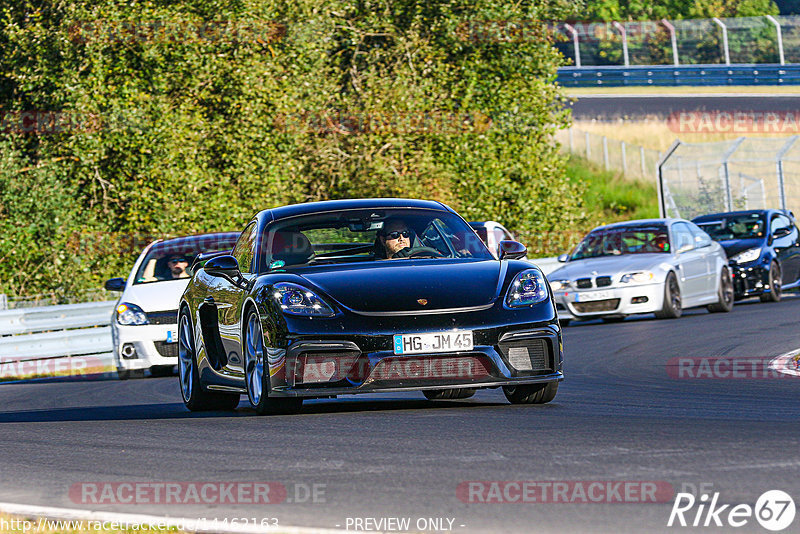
[178,199,563,414]
[692,209,800,302]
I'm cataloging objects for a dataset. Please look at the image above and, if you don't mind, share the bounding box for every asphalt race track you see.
[0,298,799,533]
[569,94,800,120]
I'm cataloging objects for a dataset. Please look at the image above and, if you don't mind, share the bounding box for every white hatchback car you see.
[104,233,239,378]
[549,219,734,325]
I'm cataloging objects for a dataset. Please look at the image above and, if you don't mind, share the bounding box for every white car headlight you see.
[116,303,149,325]
[620,271,655,284]
[549,279,570,292]
[730,247,761,264]
[506,269,549,307]
[273,283,335,317]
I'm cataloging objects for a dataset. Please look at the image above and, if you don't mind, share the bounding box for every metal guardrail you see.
[557,64,800,87]
[0,301,116,380]
[530,257,561,276]
[0,300,115,336]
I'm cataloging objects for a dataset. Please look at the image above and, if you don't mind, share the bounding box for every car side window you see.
[688,223,712,248]
[232,222,257,273]
[673,223,694,252]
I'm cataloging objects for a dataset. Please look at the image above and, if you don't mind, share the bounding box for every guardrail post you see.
[603,136,609,170]
[621,141,627,175]
[563,24,581,68]
[765,15,785,66]
[712,18,730,66]
[0,294,6,311]
[612,22,630,67]
[661,19,679,66]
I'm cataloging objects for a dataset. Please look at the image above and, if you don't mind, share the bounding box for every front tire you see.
[243,310,303,416]
[759,261,782,303]
[423,388,476,400]
[178,310,239,412]
[503,382,558,404]
[708,267,734,313]
[654,272,682,319]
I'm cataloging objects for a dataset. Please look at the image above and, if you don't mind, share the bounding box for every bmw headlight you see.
[549,279,570,292]
[620,271,655,284]
[116,303,149,325]
[273,283,335,317]
[730,247,761,264]
[506,269,549,307]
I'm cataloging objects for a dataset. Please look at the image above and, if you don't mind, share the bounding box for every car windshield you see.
[258,208,493,271]
[134,234,239,284]
[696,214,766,240]
[570,225,670,260]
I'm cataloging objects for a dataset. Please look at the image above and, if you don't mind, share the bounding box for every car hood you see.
[122,279,189,311]
[717,238,765,258]
[548,254,669,282]
[295,260,502,313]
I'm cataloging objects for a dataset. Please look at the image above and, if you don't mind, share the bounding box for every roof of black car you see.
[266,198,449,220]
[692,210,773,222]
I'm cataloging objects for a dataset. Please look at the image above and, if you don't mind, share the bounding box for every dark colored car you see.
[692,209,800,302]
[178,199,563,414]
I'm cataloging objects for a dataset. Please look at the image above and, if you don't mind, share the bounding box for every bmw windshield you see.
[570,225,670,260]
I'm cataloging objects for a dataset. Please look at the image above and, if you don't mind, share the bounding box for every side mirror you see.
[104,277,126,292]
[498,240,527,260]
[773,227,791,239]
[204,255,240,277]
[557,253,569,263]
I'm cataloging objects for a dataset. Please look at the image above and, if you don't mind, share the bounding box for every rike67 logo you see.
[668,490,796,531]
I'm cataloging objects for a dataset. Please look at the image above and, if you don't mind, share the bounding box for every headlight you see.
[549,279,570,292]
[272,283,335,317]
[620,271,655,284]
[116,303,149,325]
[506,269,549,307]
[730,247,761,264]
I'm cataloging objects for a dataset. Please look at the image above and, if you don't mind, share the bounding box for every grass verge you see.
[567,154,660,226]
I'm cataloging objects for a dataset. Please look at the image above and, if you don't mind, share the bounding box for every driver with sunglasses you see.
[379,219,415,259]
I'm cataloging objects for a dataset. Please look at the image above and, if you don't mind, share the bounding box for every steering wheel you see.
[406,247,445,258]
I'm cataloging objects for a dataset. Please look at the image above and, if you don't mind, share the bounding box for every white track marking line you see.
[768,347,800,378]
[0,502,347,534]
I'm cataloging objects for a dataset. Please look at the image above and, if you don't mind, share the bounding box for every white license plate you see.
[166,329,178,344]
[393,331,473,355]
[574,290,614,302]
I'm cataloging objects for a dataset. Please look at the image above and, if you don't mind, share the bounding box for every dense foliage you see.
[0,0,588,299]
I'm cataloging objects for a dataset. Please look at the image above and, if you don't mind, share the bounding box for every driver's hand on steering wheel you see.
[391,247,413,259]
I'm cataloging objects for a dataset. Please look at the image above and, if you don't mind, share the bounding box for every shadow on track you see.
[0,397,512,423]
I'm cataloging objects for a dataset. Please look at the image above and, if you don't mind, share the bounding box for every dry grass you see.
[572,119,800,152]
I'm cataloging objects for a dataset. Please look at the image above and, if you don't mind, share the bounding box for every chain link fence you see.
[554,15,800,67]
[556,127,663,180]
[658,136,800,219]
